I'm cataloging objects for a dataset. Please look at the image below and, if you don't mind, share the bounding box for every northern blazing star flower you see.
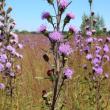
[0,63,4,72]
[0,54,7,63]
[103,55,110,61]
[93,66,103,75]
[59,42,73,56]
[96,54,102,60]
[6,45,16,53]
[86,53,93,60]
[18,43,23,49]
[95,46,102,54]
[86,37,93,44]
[86,31,92,37]
[98,38,103,43]
[92,58,101,65]
[103,44,109,53]
[0,83,5,89]
[6,62,12,68]
[0,34,4,40]
[10,32,19,44]
[64,68,73,79]
[68,25,77,34]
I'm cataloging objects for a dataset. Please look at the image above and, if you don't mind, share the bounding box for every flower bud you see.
[89,0,92,5]
[47,69,54,76]
[69,25,77,34]
[42,12,52,23]
[1,10,5,16]
[0,2,3,7]
[38,24,47,33]
[43,54,49,62]
[64,13,75,28]
[85,18,89,23]
[59,0,68,13]
[7,7,12,14]
[93,19,97,25]
[92,29,96,35]
[47,0,54,5]
[103,27,107,32]
[91,11,95,16]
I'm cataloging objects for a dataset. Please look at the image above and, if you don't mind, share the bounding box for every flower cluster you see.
[0,1,23,93]
[39,0,75,109]
[74,11,110,78]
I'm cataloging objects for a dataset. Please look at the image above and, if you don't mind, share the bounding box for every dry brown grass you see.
[0,34,110,110]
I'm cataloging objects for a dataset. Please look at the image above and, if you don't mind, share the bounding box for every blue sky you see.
[7,0,110,31]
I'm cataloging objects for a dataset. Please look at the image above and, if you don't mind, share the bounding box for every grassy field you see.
[0,34,110,110]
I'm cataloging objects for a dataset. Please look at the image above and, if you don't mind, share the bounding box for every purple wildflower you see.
[84,46,90,54]
[38,24,47,33]
[95,46,102,54]
[59,0,68,10]
[6,62,12,68]
[0,83,5,89]
[18,43,23,49]
[105,73,109,78]
[86,37,93,44]
[86,31,92,37]
[6,45,15,52]
[96,54,102,60]
[10,32,18,43]
[86,54,93,60]
[9,72,15,77]
[0,63,4,72]
[66,13,75,19]
[0,34,4,40]
[0,54,7,63]
[92,29,96,34]
[49,31,63,42]
[69,25,77,33]
[106,37,110,43]
[103,55,109,61]
[92,58,100,65]
[42,11,50,20]
[64,68,73,79]
[103,44,109,53]
[98,38,103,42]
[93,66,103,75]
[59,42,73,56]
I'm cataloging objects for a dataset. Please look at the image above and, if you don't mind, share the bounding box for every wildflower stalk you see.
[89,0,93,30]
[39,0,74,110]
[0,0,23,98]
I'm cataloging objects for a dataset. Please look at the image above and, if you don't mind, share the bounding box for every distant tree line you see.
[80,13,110,36]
